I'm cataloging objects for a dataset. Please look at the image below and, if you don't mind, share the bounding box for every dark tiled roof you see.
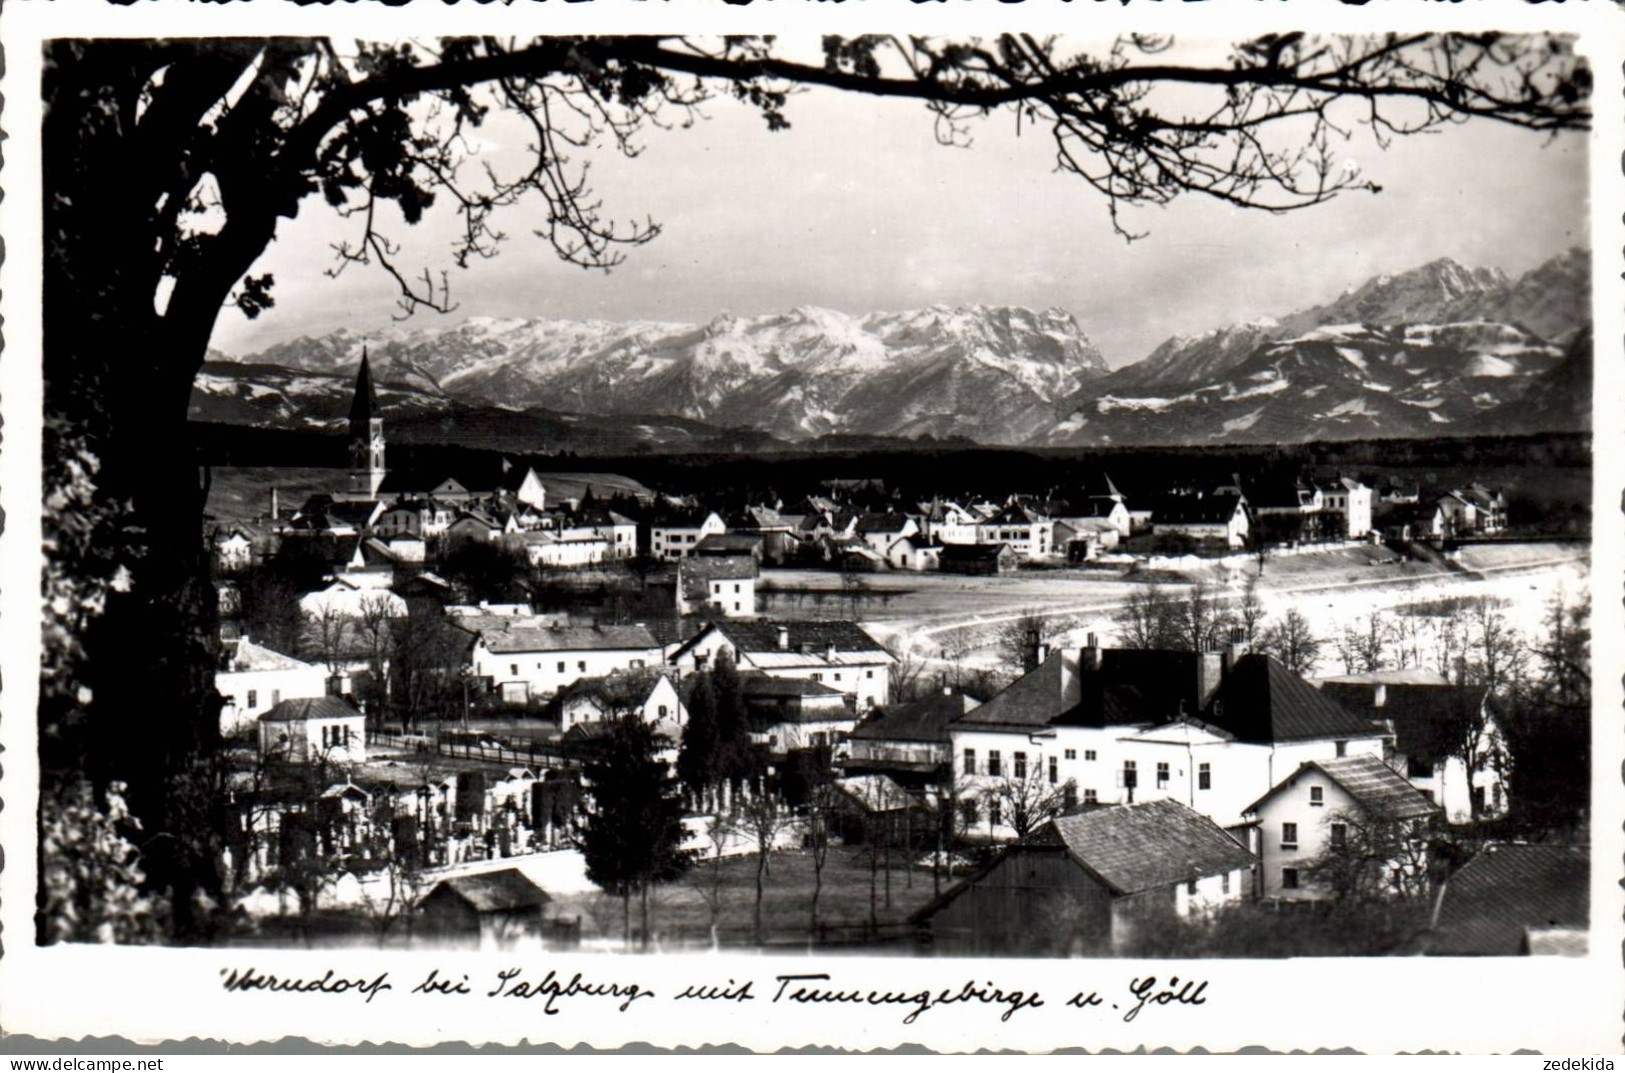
[430,869,550,913]
[952,650,1070,731]
[695,533,764,554]
[1153,493,1245,526]
[1207,655,1385,743]
[1248,755,1439,820]
[652,508,718,528]
[479,624,658,654]
[855,512,912,534]
[983,503,1046,525]
[851,692,981,743]
[692,620,889,655]
[1429,844,1589,956]
[679,554,759,585]
[1032,799,1255,895]
[259,696,359,723]
[553,669,670,710]
[1319,682,1491,763]
[1054,649,1206,728]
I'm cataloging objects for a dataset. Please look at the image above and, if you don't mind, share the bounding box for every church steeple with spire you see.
[347,348,386,497]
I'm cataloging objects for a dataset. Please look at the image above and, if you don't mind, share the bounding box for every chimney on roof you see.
[777,625,790,650]
[825,641,838,664]
[1197,651,1224,710]
[1222,625,1250,678]
[1084,632,1103,673]
[270,487,279,521]
[1373,683,1387,709]
[1022,627,1047,674]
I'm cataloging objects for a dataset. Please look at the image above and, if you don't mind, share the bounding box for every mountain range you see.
[195,247,1590,451]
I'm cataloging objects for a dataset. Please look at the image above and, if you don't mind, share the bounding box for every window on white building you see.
[1282,868,1300,890]
[1014,752,1027,780]
[1198,762,1211,790]
[578,661,587,672]
[1122,760,1137,789]
[1331,823,1347,849]
[1310,786,1324,807]
[963,749,976,776]
[1048,756,1058,785]
[988,751,1003,778]
[989,802,1002,829]
[1221,872,1231,895]
[1085,749,1097,761]
[510,664,519,677]
[1064,749,1076,760]
[1282,822,1298,849]
[1186,879,1198,895]
[1083,788,1097,804]
[247,690,258,709]
[1156,762,1170,789]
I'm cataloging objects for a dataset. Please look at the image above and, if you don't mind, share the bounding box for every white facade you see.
[557,675,686,732]
[521,533,611,568]
[216,644,329,737]
[1321,479,1373,539]
[257,708,367,765]
[670,627,891,712]
[472,639,663,703]
[652,513,727,560]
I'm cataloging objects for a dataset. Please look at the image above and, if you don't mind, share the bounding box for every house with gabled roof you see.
[217,637,329,737]
[667,620,893,712]
[418,868,554,949]
[847,688,981,786]
[738,674,855,755]
[912,799,1255,956]
[886,534,944,572]
[855,512,919,556]
[1150,493,1250,549]
[975,503,1055,560]
[650,508,726,561]
[542,669,686,733]
[1242,753,1441,901]
[257,696,367,765]
[1426,843,1588,956]
[468,622,663,704]
[675,554,758,618]
[1318,671,1508,823]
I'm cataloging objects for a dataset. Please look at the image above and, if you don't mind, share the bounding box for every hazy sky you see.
[212,39,1590,368]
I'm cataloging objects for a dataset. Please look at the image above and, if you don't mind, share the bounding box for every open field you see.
[810,542,1590,677]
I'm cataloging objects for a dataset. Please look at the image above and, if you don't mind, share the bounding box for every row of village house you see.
[223,603,1513,916]
[213,469,1511,589]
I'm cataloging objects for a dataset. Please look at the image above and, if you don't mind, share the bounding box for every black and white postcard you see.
[2,0,1621,1054]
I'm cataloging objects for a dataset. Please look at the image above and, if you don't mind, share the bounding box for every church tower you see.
[347,348,386,498]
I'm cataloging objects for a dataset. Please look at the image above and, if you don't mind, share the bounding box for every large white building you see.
[668,621,893,713]
[468,622,663,704]
[217,637,330,737]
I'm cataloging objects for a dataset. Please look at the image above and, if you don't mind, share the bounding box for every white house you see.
[1151,493,1250,549]
[886,535,943,572]
[211,528,256,574]
[916,500,980,546]
[668,620,893,712]
[975,503,1055,560]
[257,696,367,765]
[1242,754,1440,901]
[855,513,919,556]
[217,638,329,737]
[675,554,758,618]
[650,510,727,560]
[546,671,687,733]
[1320,477,1373,539]
[1317,672,1509,823]
[469,622,663,704]
[948,635,1389,840]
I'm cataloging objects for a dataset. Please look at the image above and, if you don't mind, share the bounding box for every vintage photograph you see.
[37,31,1594,968]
